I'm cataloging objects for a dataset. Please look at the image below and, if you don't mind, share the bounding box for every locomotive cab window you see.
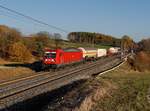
[44,52,56,58]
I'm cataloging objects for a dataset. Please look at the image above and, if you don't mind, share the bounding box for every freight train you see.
[42,47,120,69]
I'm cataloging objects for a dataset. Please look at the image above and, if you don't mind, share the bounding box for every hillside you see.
[73,62,150,111]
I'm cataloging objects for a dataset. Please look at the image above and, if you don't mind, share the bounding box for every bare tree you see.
[53,33,63,48]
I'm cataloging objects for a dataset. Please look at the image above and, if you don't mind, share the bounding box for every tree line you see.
[68,32,134,48]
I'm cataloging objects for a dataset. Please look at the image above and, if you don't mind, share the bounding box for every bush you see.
[8,42,33,62]
[128,51,150,72]
[0,25,21,58]
[135,51,150,71]
[138,38,150,52]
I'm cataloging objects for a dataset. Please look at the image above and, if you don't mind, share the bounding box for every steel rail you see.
[0,56,119,100]
[0,58,104,86]
[0,56,115,90]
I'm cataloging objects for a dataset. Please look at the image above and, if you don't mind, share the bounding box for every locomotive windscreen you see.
[44,52,56,58]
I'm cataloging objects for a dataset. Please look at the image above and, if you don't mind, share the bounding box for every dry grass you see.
[73,80,117,111]
[0,58,35,82]
[128,51,150,72]
[0,58,11,65]
[73,62,150,111]
[91,63,150,111]
[0,67,34,82]
[0,58,29,65]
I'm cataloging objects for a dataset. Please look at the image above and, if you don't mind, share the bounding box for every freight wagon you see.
[107,47,120,56]
[78,47,97,60]
[78,47,107,60]
[97,49,107,58]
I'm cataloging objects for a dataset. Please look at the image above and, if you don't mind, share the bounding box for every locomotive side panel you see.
[62,50,83,64]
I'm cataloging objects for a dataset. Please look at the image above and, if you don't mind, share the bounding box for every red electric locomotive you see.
[42,48,83,69]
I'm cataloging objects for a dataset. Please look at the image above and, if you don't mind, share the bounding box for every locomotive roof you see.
[63,48,81,52]
[79,47,97,50]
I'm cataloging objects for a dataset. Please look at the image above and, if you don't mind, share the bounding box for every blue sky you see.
[0,0,150,41]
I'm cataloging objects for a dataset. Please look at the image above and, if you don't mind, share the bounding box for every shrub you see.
[8,42,33,62]
[135,51,150,71]
[128,51,150,72]
[0,25,21,58]
[138,38,150,52]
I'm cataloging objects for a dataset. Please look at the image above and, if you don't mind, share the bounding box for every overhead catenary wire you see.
[0,9,52,32]
[0,4,69,33]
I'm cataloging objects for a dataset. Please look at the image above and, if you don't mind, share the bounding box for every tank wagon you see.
[107,47,120,56]
[97,49,107,58]
[78,47,107,60]
[78,47,97,60]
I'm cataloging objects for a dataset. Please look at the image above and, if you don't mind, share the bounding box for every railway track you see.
[0,55,123,110]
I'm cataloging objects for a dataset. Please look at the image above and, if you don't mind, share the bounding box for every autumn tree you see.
[8,42,32,62]
[121,35,134,50]
[53,33,63,48]
[138,38,150,52]
[33,31,50,46]
[27,31,52,56]
[0,25,21,58]
[21,37,35,53]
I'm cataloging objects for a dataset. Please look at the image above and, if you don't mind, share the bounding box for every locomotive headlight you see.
[51,59,54,62]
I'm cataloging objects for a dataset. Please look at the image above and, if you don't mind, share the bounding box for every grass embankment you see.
[93,63,150,111]
[75,62,150,111]
[0,59,34,82]
[0,68,34,82]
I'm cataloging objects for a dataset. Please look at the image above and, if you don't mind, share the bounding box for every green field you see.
[92,63,150,111]
[60,41,111,49]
